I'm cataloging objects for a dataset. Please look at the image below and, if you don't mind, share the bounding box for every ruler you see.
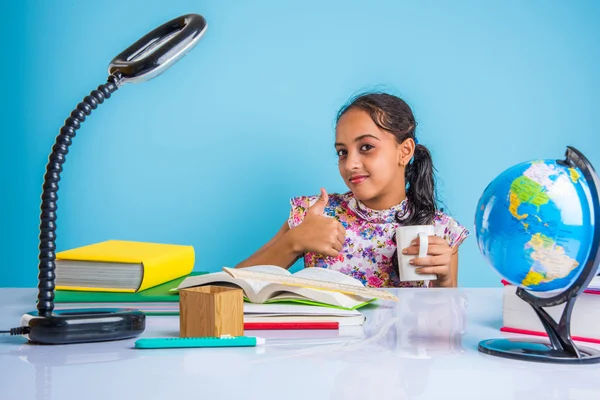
[222,267,399,302]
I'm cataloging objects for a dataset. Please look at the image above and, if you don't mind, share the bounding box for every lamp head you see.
[108,14,207,85]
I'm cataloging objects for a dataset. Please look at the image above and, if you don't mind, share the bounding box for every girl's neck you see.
[359,192,407,211]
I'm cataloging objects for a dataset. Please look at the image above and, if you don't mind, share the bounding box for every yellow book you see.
[54,240,195,292]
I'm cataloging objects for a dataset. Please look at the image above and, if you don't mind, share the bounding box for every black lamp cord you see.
[2,72,124,335]
[0,327,30,335]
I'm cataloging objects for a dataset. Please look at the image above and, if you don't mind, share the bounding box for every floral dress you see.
[287,191,470,288]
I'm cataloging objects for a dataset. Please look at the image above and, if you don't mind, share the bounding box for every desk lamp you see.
[4,13,207,345]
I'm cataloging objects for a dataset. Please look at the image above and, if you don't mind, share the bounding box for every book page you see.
[257,268,372,309]
[240,265,291,296]
[176,265,291,299]
[175,271,268,301]
[176,271,251,291]
[243,265,292,276]
[293,267,365,287]
[267,286,371,309]
[293,267,364,286]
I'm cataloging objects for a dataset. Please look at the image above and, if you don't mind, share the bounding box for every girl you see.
[236,92,469,288]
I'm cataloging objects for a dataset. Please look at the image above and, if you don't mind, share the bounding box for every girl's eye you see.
[336,149,347,157]
[360,144,374,151]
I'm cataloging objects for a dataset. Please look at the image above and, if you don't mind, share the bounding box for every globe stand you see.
[478,146,600,364]
[479,291,600,364]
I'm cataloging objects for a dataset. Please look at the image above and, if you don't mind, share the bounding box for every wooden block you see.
[179,285,244,338]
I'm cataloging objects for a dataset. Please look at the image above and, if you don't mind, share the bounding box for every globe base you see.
[478,338,600,364]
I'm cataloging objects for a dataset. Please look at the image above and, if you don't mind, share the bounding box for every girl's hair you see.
[335,91,438,225]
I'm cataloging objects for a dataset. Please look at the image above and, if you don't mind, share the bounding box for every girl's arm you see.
[235,222,302,270]
[235,189,345,269]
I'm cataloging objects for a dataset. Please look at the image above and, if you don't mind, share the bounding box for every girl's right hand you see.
[288,188,346,257]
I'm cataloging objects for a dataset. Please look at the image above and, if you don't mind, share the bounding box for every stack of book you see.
[54,245,372,326]
[174,265,373,326]
[53,239,198,314]
[501,275,600,344]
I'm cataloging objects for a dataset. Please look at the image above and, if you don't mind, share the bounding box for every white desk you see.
[1,288,599,400]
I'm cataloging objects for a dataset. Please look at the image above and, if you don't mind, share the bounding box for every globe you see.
[474,158,596,292]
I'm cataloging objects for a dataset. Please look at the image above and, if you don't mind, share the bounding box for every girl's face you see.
[335,108,412,210]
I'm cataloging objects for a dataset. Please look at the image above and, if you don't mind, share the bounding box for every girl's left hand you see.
[402,235,454,287]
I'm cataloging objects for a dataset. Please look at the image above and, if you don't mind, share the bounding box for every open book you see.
[175,265,376,310]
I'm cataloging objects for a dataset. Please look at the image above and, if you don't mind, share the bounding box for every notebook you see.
[175,265,375,310]
[54,240,195,292]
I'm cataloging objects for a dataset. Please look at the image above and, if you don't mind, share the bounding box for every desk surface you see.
[1,287,599,400]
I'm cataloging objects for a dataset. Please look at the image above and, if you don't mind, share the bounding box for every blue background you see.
[1,0,599,287]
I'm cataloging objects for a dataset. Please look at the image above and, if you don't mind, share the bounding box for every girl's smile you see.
[349,174,369,185]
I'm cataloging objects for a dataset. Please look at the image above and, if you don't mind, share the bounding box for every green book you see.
[54,271,207,303]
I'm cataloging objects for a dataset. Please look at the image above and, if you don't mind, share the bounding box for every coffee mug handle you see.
[418,232,429,258]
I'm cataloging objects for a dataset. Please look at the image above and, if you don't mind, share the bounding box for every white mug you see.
[396,224,437,282]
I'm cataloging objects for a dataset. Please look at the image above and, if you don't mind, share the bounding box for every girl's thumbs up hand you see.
[288,188,346,257]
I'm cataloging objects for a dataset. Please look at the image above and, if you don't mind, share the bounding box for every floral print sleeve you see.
[287,195,319,229]
[433,211,470,248]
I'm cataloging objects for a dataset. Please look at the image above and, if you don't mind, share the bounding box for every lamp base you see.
[21,309,145,345]
[478,338,600,364]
